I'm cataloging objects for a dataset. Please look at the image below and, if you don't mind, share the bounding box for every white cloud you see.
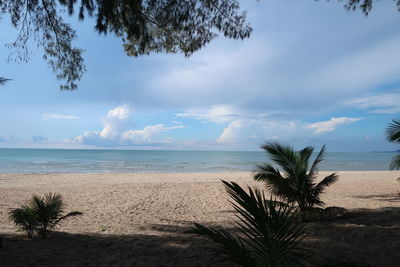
[177,105,239,124]
[214,115,361,144]
[100,105,131,138]
[346,89,400,114]
[217,120,243,143]
[121,124,166,144]
[307,117,361,134]
[216,118,303,144]
[74,106,184,146]
[43,113,79,120]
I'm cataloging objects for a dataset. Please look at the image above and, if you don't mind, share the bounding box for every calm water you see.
[0,148,396,173]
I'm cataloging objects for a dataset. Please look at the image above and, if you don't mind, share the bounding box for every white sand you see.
[0,171,399,266]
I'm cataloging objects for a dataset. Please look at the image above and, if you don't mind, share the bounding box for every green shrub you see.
[9,206,38,238]
[9,193,82,238]
[191,181,352,267]
[254,142,339,221]
[191,181,308,266]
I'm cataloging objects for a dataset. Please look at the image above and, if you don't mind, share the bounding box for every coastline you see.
[1,171,400,266]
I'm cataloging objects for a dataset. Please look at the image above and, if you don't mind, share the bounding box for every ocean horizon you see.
[0,148,397,173]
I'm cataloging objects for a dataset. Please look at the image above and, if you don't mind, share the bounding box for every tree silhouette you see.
[0,0,251,90]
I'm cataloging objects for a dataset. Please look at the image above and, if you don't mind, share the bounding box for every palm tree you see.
[191,181,309,267]
[9,193,82,238]
[386,119,400,170]
[254,142,338,220]
[9,206,38,238]
[30,193,82,238]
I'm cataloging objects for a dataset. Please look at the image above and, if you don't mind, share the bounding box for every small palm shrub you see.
[254,142,338,221]
[8,206,38,238]
[9,193,82,238]
[191,181,309,266]
[191,181,353,267]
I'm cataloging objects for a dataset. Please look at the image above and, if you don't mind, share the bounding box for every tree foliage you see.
[8,206,38,238]
[0,0,252,90]
[386,119,400,170]
[254,142,338,220]
[191,181,346,266]
[0,77,10,85]
[1,1,398,90]
[191,181,309,266]
[9,193,82,238]
[335,0,400,15]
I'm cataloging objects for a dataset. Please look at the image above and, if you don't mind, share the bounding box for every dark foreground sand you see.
[1,172,400,266]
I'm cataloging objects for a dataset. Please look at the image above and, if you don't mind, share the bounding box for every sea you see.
[0,148,397,173]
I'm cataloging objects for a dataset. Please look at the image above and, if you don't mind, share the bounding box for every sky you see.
[0,0,400,152]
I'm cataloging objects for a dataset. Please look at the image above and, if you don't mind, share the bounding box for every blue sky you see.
[0,0,400,152]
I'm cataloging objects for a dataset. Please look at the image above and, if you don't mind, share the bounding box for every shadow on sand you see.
[0,225,229,267]
[304,207,400,267]
[1,207,399,267]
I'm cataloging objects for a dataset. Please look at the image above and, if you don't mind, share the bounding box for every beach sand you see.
[1,171,400,266]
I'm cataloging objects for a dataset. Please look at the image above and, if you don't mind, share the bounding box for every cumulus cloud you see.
[346,89,400,114]
[215,118,303,145]
[199,109,361,144]
[217,120,243,143]
[307,117,361,134]
[43,113,79,120]
[100,105,130,138]
[74,106,184,146]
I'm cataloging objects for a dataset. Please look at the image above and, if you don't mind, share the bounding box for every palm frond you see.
[254,163,296,202]
[386,120,400,143]
[191,223,255,266]
[389,154,400,170]
[11,193,82,238]
[255,142,338,217]
[310,173,339,206]
[192,181,309,267]
[299,146,314,170]
[260,142,300,180]
[52,211,83,228]
[308,145,326,182]
[8,206,38,238]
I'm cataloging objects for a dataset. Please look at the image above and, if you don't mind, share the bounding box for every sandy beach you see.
[1,171,400,266]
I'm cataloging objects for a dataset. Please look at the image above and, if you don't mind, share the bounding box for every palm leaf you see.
[255,142,338,217]
[389,154,400,170]
[8,206,38,238]
[52,211,83,228]
[308,145,326,183]
[386,120,400,143]
[260,142,300,181]
[254,163,297,202]
[299,146,314,171]
[191,223,255,266]
[191,181,309,267]
[310,173,339,206]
